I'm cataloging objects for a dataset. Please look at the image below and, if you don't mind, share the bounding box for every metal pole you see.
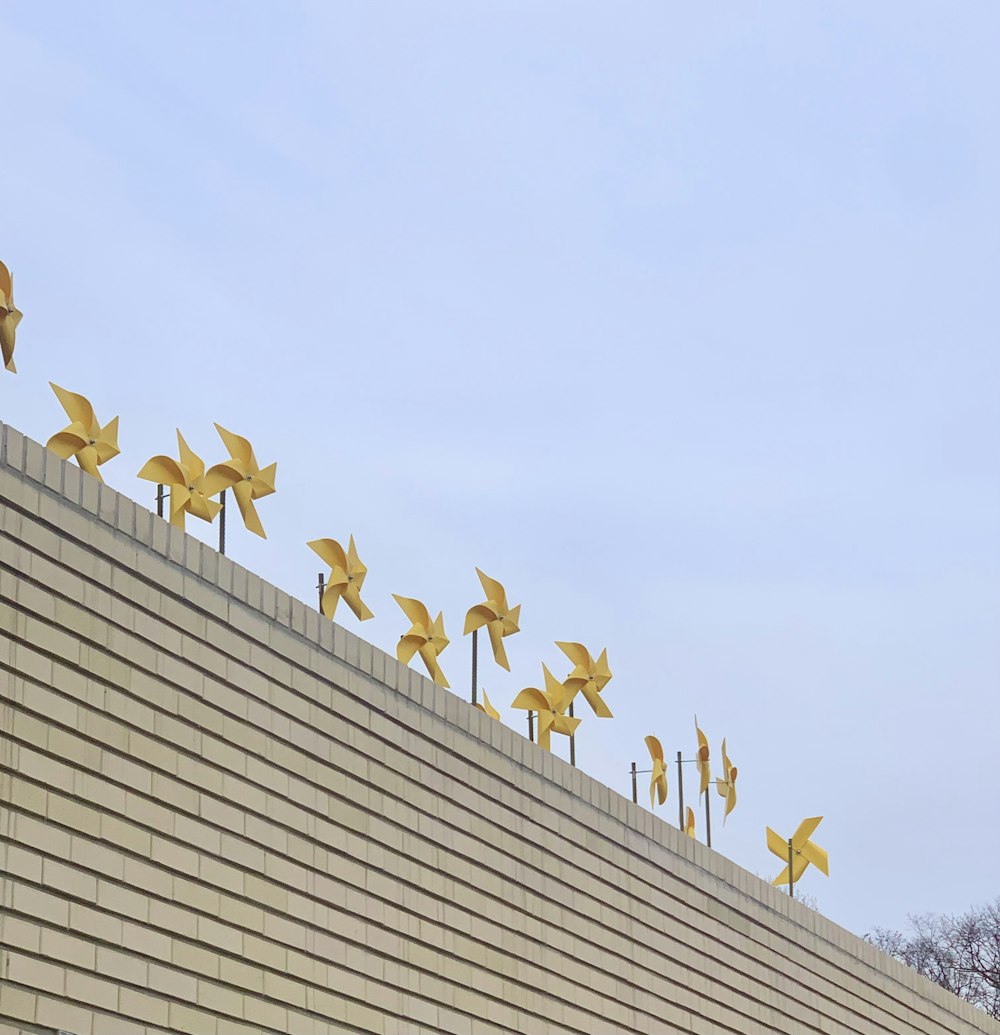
[317,572,326,614]
[788,838,795,898]
[569,699,576,767]
[219,490,227,555]
[677,751,685,831]
[631,762,638,804]
[156,484,165,518]
[528,712,534,742]
[471,628,478,706]
[704,786,712,849]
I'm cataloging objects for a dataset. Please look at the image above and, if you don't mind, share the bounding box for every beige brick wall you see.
[0,419,995,1035]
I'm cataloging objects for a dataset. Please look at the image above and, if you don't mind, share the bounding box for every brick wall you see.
[1,420,995,1035]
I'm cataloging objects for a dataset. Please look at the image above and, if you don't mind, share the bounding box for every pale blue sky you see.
[2,2,998,936]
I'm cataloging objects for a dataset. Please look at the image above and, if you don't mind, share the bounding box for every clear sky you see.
[2,2,998,938]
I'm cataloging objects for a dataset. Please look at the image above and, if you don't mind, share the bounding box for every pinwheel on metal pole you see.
[393,595,450,688]
[0,260,23,374]
[464,568,520,706]
[645,735,668,809]
[213,424,277,554]
[308,536,374,622]
[715,739,738,824]
[138,431,241,532]
[555,641,613,766]
[46,384,120,481]
[695,717,713,848]
[767,817,829,898]
[511,666,580,751]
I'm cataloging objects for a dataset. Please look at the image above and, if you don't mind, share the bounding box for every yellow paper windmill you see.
[715,739,738,822]
[475,688,501,721]
[645,735,668,808]
[685,807,696,839]
[46,384,120,482]
[511,666,581,751]
[0,260,23,373]
[138,431,241,531]
[464,568,521,671]
[308,536,374,622]
[394,595,449,688]
[214,423,277,538]
[695,717,711,798]
[555,641,613,718]
[767,817,829,889]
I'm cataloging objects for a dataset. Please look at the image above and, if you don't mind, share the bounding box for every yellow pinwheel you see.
[715,739,738,822]
[767,817,829,889]
[695,717,711,798]
[308,536,373,622]
[475,688,500,721]
[138,431,241,531]
[645,735,668,808]
[394,595,450,688]
[0,260,23,373]
[511,666,581,751]
[214,423,277,538]
[463,568,521,671]
[555,641,613,718]
[46,384,120,482]
[685,807,696,839]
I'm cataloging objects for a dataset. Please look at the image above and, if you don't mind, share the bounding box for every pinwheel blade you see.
[418,642,449,688]
[766,827,789,862]
[393,594,431,630]
[202,462,242,500]
[176,431,204,482]
[95,416,121,464]
[487,620,509,671]
[581,681,613,719]
[346,535,366,579]
[555,641,592,671]
[771,865,790,887]
[138,456,186,486]
[464,603,496,635]
[50,383,95,430]
[254,461,278,498]
[231,478,266,538]
[792,817,823,849]
[801,840,829,876]
[214,423,254,468]
[397,634,422,666]
[344,585,374,622]
[475,688,500,721]
[308,538,349,570]
[511,687,549,712]
[685,808,696,839]
[475,568,509,610]
[75,446,102,480]
[320,583,345,620]
[47,428,88,460]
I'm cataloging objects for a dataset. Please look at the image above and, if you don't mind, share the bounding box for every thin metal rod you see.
[528,711,534,742]
[631,762,638,804]
[317,572,325,614]
[788,838,795,898]
[219,490,227,555]
[569,699,576,767]
[156,484,165,518]
[677,751,685,831]
[471,628,478,706]
[704,784,712,849]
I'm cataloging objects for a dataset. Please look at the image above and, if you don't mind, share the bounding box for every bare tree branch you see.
[867,898,1000,1018]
